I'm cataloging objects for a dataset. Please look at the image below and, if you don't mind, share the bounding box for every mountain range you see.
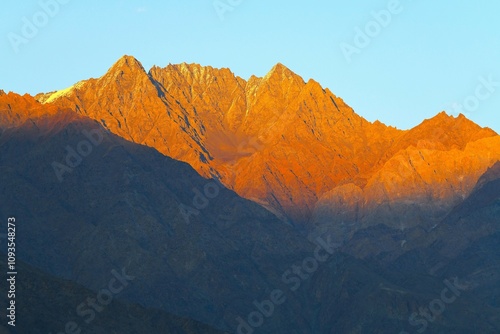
[1,56,499,333]
[35,56,500,226]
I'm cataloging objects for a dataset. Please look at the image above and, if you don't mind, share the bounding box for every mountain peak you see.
[175,62,215,78]
[426,110,485,127]
[271,62,289,71]
[422,111,467,127]
[398,110,498,152]
[263,63,303,83]
[435,110,451,118]
[110,55,146,73]
[427,111,471,123]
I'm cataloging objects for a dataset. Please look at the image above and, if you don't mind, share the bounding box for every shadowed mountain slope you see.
[0,257,227,334]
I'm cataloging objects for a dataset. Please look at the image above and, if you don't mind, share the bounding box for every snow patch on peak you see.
[44,80,86,104]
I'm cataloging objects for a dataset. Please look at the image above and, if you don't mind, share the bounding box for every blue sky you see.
[1,0,499,132]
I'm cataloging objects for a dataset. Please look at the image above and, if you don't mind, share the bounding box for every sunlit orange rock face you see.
[38,55,500,224]
[0,92,60,127]
[0,92,80,140]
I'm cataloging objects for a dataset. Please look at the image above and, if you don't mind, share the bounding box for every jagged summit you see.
[151,62,240,89]
[424,110,487,126]
[421,110,471,129]
[403,109,498,150]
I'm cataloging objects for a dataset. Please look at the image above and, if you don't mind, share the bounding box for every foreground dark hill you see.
[0,257,227,334]
[311,162,500,332]
[1,93,499,333]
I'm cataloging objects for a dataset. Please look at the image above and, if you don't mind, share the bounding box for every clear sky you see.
[1,0,499,132]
